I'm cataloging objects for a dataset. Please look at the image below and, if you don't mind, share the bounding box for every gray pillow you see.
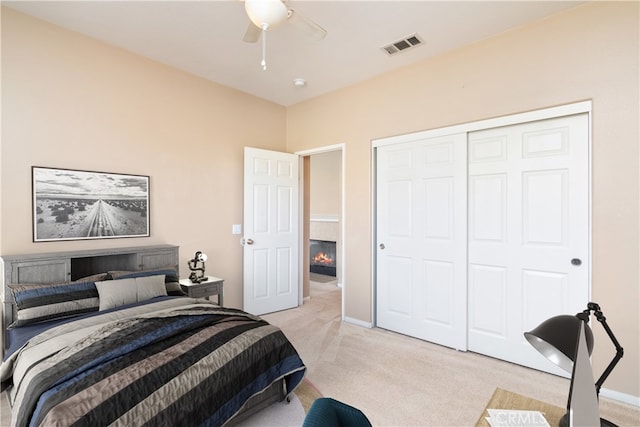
[9,280,99,328]
[135,275,168,301]
[95,275,168,310]
[96,278,137,310]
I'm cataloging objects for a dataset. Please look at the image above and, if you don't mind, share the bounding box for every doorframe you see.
[295,143,346,320]
[371,100,593,328]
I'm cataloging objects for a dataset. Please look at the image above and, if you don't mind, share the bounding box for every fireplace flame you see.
[312,251,334,265]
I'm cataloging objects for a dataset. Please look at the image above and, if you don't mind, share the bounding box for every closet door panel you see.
[467,114,589,376]
[468,263,507,338]
[377,133,467,350]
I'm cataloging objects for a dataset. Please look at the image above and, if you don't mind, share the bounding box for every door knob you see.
[245,238,254,245]
[571,258,582,266]
[379,243,385,250]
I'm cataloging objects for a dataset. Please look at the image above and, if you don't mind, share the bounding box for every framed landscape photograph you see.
[32,166,150,242]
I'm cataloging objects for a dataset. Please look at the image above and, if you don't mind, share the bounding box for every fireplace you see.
[309,239,336,277]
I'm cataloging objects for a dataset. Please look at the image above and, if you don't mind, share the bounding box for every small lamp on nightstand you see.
[188,251,208,283]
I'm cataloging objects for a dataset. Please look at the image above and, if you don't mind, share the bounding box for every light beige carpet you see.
[262,281,640,426]
[232,379,323,427]
[296,378,324,413]
[233,394,305,427]
[309,272,338,284]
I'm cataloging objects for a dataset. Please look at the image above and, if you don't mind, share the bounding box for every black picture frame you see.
[32,166,150,242]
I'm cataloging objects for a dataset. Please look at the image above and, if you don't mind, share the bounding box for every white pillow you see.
[135,275,168,301]
[95,275,167,310]
[96,278,137,310]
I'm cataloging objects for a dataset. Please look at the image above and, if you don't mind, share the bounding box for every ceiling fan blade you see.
[242,22,261,43]
[287,9,327,41]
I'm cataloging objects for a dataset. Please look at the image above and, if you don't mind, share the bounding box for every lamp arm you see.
[585,303,624,395]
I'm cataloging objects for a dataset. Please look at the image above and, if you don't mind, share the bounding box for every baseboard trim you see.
[344,316,372,329]
[600,387,640,407]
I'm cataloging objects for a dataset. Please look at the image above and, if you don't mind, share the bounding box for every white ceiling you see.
[4,1,584,106]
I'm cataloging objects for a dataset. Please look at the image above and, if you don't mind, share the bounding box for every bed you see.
[0,245,306,426]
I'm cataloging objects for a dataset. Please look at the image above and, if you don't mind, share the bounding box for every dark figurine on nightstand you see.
[188,251,208,283]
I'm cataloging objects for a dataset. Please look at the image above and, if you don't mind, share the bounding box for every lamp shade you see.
[245,0,288,29]
[524,314,594,373]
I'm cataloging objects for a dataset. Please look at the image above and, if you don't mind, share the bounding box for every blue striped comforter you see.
[1,298,306,426]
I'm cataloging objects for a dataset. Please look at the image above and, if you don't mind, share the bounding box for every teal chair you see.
[303,398,372,427]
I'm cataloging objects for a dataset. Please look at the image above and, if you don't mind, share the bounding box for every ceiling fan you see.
[242,0,327,70]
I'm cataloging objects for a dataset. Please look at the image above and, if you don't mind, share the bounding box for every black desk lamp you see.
[188,251,208,283]
[524,302,623,427]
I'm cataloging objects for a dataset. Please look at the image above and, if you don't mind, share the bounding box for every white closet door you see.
[467,113,589,375]
[376,133,467,350]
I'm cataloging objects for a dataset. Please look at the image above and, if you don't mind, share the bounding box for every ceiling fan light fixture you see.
[245,0,288,29]
[293,78,306,87]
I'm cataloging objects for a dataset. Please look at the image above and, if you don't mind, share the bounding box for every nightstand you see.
[179,276,224,306]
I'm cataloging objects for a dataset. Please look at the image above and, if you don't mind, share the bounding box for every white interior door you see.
[376,133,467,350]
[467,113,589,375]
[243,147,299,315]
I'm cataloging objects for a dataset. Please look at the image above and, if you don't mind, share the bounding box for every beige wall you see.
[286,2,639,399]
[0,8,287,310]
[310,150,341,217]
[2,2,638,401]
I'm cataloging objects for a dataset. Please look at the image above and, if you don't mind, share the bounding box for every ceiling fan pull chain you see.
[261,23,268,70]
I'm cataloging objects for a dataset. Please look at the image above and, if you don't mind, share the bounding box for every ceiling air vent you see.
[381,33,424,56]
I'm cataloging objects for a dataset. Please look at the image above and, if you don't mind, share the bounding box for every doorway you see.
[298,145,345,319]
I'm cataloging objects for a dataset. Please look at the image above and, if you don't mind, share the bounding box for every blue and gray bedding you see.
[1,298,306,427]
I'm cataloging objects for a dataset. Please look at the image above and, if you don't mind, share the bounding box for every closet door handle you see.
[379,243,385,250]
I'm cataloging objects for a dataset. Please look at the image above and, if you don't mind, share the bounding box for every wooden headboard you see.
[1,244,179,351]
